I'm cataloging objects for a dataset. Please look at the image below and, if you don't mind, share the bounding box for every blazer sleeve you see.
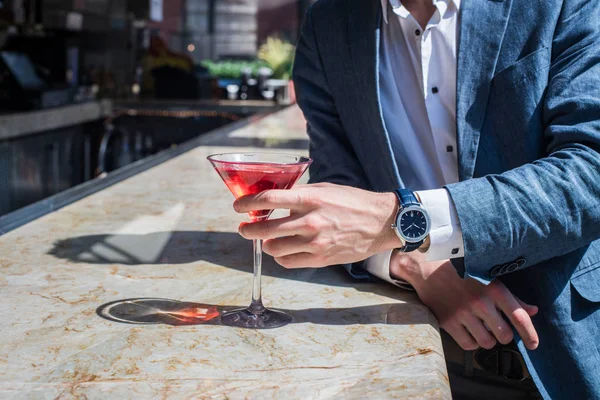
[445,0,600,284]
[293,5,370,190]
[293,5,374,280]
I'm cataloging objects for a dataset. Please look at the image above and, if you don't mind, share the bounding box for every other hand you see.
[234,183,401,268]
[391,252,540,351]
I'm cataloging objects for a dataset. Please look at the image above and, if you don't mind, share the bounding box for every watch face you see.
[399,208,429,242]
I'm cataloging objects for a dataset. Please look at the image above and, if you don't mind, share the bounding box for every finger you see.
[494,291,540,351]
[475,306,514,345]
[233,190,308,214]
[239,215,309,240]
[263,237,313,257]
[516,297,539,316]
[443,323,479,351]
[462,314,497,350]
[274,253,325,269]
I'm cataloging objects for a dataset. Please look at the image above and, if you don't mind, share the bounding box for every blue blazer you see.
[293,0,600,398]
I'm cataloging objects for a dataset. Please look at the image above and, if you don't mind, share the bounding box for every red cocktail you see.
[207,153,311,329]
[215,164,308,220]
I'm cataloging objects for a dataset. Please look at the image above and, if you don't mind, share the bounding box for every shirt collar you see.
[381,0,461,24]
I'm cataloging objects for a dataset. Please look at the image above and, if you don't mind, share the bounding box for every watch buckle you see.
[391,223,406,247]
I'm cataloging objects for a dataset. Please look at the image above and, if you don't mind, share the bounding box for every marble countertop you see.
[0,106,450,399]
[0,100,112,141]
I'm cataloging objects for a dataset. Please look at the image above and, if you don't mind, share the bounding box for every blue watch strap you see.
[402,241,423,252]
[394,188,424,252]
[395,188,420,207]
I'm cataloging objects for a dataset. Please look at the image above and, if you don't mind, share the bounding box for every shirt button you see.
[446,145,453,152]
[432,87,439,94]
[415,29,421,36]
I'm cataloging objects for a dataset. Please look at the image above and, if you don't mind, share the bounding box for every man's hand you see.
[391,252,540,351]
[234,183,401,268]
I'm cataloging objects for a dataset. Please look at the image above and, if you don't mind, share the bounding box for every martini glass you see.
[207,152,312,329]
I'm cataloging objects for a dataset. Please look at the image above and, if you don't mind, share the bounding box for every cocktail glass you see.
[207,152,312,329]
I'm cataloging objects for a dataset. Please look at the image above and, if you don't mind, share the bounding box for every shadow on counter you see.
[48,230,418,301]
[96,298,433,328]
[48,231,361,285]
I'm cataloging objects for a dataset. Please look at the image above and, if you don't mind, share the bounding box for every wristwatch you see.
[391,188,431,252]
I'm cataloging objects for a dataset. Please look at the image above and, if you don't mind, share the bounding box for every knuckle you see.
[301,192,321,207]
[471,297,491,315]
[511,309,531,327]
[304,215,322,232]
[262,191,277,204]
[498,331,514,345]
[311,237,329,252]
[254,224,268,238]
[456,308,471,322]
[487,281,506,298]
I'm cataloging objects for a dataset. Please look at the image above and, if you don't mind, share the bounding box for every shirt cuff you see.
[365,251,415,291]
[416,188,464,261]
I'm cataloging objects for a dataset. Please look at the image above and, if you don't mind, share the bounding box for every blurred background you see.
[0,0,315,219]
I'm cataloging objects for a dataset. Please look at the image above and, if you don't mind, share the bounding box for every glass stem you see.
[249,239,265,315]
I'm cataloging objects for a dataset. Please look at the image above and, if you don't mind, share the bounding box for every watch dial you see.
[400,210,427,240]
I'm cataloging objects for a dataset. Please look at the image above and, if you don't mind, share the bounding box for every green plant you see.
[201,60,269,79]
[258,37,295,80]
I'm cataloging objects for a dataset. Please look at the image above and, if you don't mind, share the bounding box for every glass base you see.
[221,307,292,329]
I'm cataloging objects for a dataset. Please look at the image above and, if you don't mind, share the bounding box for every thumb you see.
[516,297,539,316]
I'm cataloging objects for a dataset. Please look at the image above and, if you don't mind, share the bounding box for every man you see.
[234,0,600,398]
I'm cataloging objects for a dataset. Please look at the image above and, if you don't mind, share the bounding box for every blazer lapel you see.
[456,0,513,180]
[348,0,403,191]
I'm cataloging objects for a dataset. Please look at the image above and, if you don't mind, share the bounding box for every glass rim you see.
[206,152,312,166]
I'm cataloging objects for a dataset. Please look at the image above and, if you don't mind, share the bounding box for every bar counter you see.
[0,100,112,141]
[0,106,451,399]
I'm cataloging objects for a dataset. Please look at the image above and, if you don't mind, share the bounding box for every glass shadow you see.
[97,298,434,328]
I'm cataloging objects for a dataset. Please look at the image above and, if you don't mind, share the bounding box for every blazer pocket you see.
[491,47,552,87]
[571,263,600,303]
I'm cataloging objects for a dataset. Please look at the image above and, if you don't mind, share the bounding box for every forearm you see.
[446,144,600,283]
[446,0,600,283]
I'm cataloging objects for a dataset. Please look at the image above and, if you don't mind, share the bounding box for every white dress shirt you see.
[366,0,464,285]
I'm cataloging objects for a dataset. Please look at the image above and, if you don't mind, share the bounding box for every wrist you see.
[378,192,404,251]
[390,250,443,291]
[390,250,424,287]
